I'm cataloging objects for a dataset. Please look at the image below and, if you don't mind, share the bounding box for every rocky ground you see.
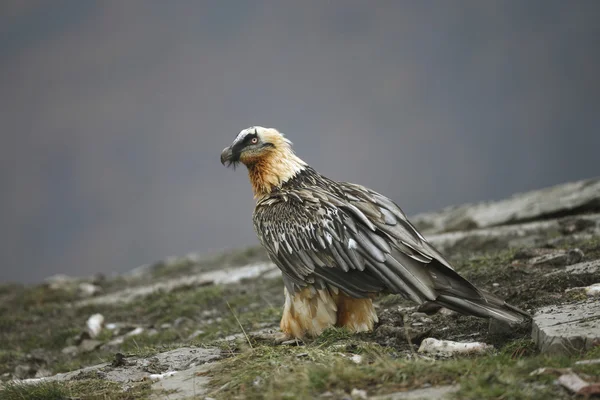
[1,178,599,400]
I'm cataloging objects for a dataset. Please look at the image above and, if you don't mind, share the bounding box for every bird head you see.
[221,126,307,196]
[220,126,291,168]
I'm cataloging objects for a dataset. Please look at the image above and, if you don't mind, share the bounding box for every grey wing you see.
[253,192,386,298]
[337,182,529,323]
[253,186,479,303]
[334,183,484,304]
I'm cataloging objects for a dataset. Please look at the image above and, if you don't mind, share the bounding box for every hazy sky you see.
[2,1,599,283]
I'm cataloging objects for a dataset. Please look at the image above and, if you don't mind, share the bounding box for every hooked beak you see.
[220,146,237,167]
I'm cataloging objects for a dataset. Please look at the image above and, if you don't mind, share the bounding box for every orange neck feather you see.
[246,148,306,198]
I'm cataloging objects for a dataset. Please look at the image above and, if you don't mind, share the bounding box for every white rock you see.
[86,314,104,338]
[418,338,492,356]
[558,372,589,393]
[188,330,205,340]
[351,388,368,399]
[149,371,178,380]
[104,337,125,347]
[584,283,600,297]
[105,323,118,330]
[350,355,362,364]
[78,283,102,297]
[126,327,144,337]
[575,359,600,365]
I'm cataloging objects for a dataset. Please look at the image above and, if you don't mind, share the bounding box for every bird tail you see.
[433,290,530,324]
[426,260,530,324]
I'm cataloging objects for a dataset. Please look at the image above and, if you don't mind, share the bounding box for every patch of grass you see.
[207,339,583,400]
[0,379,152,400]
[0,381,67,400]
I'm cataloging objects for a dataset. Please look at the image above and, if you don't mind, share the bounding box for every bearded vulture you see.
[220,127,529,339]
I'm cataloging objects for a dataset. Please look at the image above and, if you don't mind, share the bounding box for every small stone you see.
[79,339,103,353]
[149,371,177,380]
[111,353,128,367]
[14,365,34,380]
[558,372,589,393]
[86,313,104,338]
[34,368,52,378]
[174,317,193,328]
[27,349,51,364]
[351,388,368,399]
[104,336,125,348]
[439,308,455,316]
[350,354,362,364]
[126,327,144,337]
[62,346,78,356]
[418,338,492,356]
[584,283,600,297]
[78,282,102,297]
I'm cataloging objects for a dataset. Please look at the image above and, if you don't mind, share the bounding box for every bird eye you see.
[251,137,258,144]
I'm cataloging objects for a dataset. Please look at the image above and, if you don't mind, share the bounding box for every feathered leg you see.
[333,290,378,333]
[280,286,338,339]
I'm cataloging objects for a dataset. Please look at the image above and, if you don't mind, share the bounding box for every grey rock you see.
[149,363,215,399]
[61,346,79,356]
[558,217,598,235]
[174,317,193,328]
[45,274,77,290]
[425,214,600,255]
[26,349,51,364]
[77,262,277,307]
[13,347,221,395]
[532,299,600,356]
[544,259,600,278]
[527,248,584,267]
[34,369,52,378]
[370,385,460,400]
[78,339,103,353]
[78,282,102,297]
[14,365,35,380]
[411,178,600,234]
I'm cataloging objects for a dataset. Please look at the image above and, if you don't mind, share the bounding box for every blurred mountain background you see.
[1,0,599,283]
